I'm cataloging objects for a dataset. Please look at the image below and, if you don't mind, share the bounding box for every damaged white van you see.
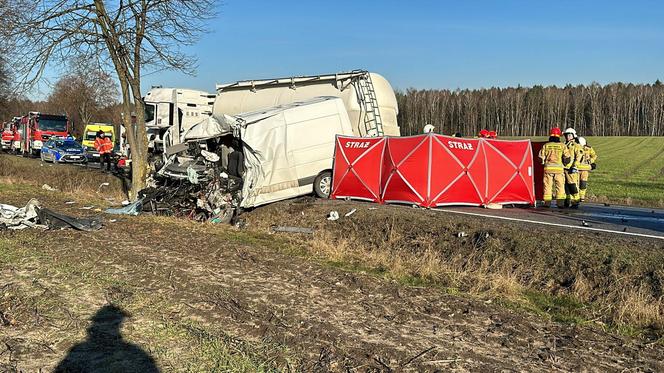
[161,96,353,208]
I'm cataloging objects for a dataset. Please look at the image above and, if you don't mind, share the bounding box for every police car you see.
[40,137,88,164]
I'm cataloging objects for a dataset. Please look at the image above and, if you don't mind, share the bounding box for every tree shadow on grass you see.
[55,304,159,373]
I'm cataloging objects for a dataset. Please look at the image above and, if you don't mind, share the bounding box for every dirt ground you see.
[1,182,663,372]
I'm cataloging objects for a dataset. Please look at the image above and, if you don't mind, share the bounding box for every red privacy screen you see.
[331,134,535,207]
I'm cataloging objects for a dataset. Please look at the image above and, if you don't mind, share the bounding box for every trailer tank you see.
[214,70,400,137]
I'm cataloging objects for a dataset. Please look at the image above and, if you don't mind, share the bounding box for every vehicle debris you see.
[344,208,357,217]
[41,184,58,191]
[1,199,102,231]
[327,211,340,221]
[97,182,110,193]
[0,199,44,229]
[270,226,314,234]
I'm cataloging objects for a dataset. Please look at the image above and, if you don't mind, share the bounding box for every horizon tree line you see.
[396,81,664,137]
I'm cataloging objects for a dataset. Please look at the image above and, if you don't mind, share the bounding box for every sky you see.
[43,0,664,96]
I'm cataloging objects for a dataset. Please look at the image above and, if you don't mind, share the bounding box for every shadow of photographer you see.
[55,304,159,373]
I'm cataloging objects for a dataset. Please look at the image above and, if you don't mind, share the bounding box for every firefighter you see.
[538,127,571,208]
[563,127,583,208]
[94,131,114,172]
[576,136,597,202]
[478,129,490,138]
[488,130,497,139]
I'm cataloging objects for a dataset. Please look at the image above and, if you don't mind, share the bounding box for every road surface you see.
[436,203,664,240]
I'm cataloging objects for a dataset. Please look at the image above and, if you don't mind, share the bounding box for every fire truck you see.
[17,112,70,156]
[1,121,13,151]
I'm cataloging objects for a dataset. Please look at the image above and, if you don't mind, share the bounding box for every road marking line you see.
[434,209,664,240]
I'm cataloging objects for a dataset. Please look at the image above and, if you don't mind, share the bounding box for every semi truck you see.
[145,70,400,152]
[143,87,216,152]
[17,112,70,156]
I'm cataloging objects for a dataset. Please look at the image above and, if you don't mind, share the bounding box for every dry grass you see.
[247,201,664,335]
[0,154,126,202]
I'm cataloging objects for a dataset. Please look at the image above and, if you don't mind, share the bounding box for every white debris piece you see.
[42,184,58,191]
[344,208,357,217]
[97,182,110,193]
[201,150,220,162]
[327,211,340,221]
[0,199,44,230]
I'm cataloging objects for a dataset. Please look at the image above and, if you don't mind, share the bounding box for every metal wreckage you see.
[108,96,355,223]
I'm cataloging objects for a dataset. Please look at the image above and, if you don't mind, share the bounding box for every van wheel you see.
[314,171,332,198]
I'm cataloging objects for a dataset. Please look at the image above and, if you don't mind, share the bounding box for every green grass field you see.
[574,137,664,206]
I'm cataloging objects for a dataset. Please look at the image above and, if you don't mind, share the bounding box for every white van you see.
[237,96,353,207]
[173,96,354,208]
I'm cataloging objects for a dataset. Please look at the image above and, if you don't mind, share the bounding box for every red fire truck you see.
[17,112,70,156]
[1,121,12,151]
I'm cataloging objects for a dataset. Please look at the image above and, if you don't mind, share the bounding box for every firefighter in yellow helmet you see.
[576,136,597,202]
[563,128,583,208]
[538,127,571,208]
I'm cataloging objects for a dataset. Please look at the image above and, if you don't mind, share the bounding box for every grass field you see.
[1,153,663,370]
[584,137,664,206]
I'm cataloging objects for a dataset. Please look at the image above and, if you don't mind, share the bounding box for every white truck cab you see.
[143,87,215,152]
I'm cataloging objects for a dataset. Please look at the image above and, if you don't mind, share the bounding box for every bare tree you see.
[46,64,119,136]
[3,0,216,196]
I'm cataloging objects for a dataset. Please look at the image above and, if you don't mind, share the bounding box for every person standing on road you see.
[538,127,571,208]
[563,128,583,208]
[576,136,597,202]
[94,131,114,172]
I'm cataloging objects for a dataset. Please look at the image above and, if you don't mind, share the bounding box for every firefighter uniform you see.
[564,139,583,207]
[538,129,571,208]
[577,140,597,202]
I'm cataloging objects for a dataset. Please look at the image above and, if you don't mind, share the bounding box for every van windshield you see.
[85,131,112,141]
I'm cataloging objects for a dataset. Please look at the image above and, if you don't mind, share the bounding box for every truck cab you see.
[1,122,12,150]
[19,112,70,156]
[143,87,215,152]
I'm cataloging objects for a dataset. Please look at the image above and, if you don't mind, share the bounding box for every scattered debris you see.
[457,231,468,238]
[327,211,340,221]
[582,220,590,227]
[64,201,76,205]
[344,208,357,217]
[109,219,117,223]
[1,199,102,231]
[484,203,503,209]
[121,200,131,206]
[41,184,58,191]
[96,182,110,193]
[105,199,143,216]
[0,199,44,229]
[38,208,102,231]
[270,226,314,234]
[79,206,94,210]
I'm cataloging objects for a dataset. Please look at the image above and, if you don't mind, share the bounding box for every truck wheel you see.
[314,171,332,198]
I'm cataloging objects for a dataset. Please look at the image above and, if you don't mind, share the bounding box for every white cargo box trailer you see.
[214,70,400,138]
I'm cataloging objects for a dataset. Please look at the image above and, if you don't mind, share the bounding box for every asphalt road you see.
[436,203,664,240]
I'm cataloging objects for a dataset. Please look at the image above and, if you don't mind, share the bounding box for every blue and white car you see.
[40,138,88,164]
